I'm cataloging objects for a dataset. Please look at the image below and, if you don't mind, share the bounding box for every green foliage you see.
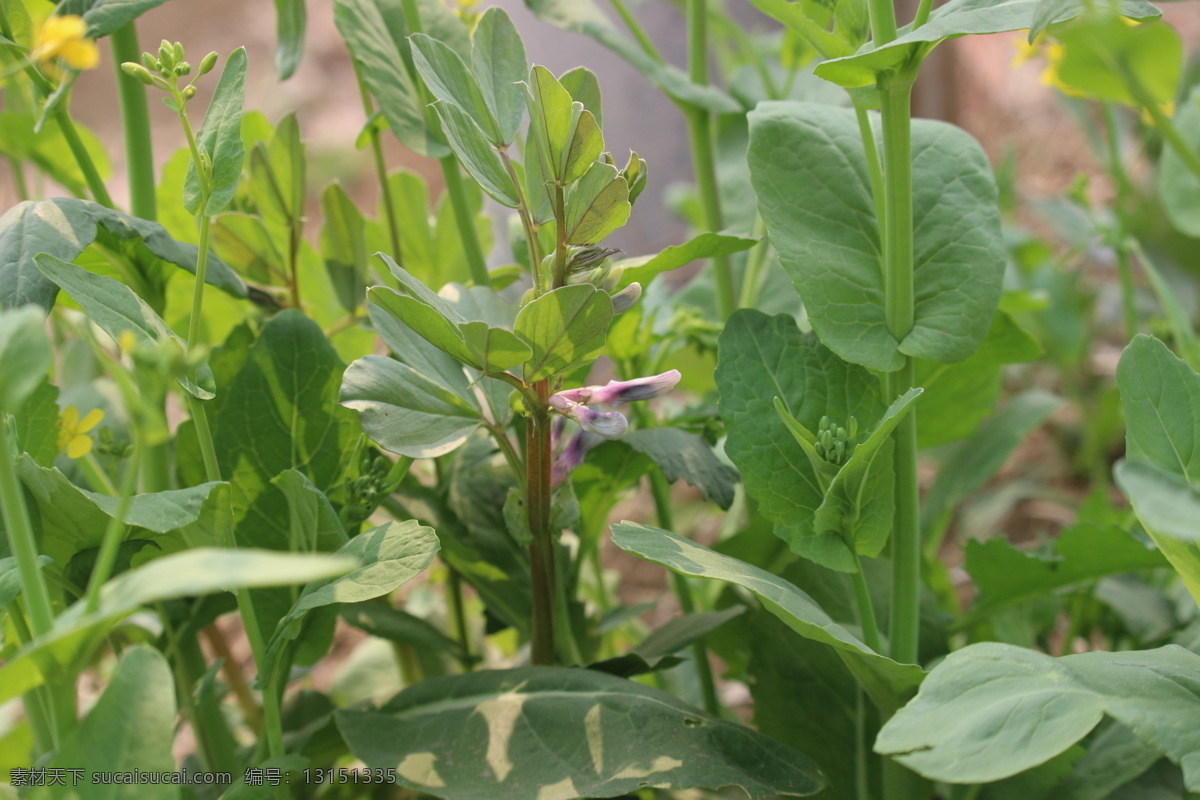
[337,666,827,799]
[183,47,248,215]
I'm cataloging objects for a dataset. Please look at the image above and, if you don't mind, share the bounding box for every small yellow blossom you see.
[31,15,100,72]
[56,405,104,459]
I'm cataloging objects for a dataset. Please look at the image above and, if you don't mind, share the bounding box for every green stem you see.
[867,0,899,44]
[684,0,734,319]
[79,451,118,495]
[187,215,212,348]
[851,555,884,654]
[1113,60,1200,182]
[855,101,887,243]
[439,156,491,287]
[855,690,870,800]
[0,419,55,637]
[56,109,114,208]
[8,156,28,200]
[446,568,475,670]
[111,23,156,220]
[878,77,921,670]
[912,0,935,30]
[609,0,665,64]
[83,447,139,614]
[500,150,544,289]
[9,609,56,755]
[1102,104,1138,339]
[737,214,770,309]
[354,62,403,268]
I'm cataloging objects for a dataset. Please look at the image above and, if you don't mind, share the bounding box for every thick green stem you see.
[439,156,491,287]
[879,78,922,671]
[0,420,56,636]
[912,0,935,30]
[111,23,156,220]
[684,0,734,319]
[446,568,474,670]
[737,214,770,309]
[867,0,899,44]
[855,101,887,244]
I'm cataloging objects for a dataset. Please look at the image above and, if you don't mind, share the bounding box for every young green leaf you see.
[431,100,520,207]
[337,666,827,799]
[472,7,527,145]
[748,102,1004,371]
[524,65,603,185]
[184,47,248,216]
[341,354,483,458]
[613,232,758,290]
[34,254,216,399]
[559,66,602,126]
[1053,17,1180,109]
[514,284,612,381]
[247,111,306,225]
[410,33,496,139]
[564,161,630,245]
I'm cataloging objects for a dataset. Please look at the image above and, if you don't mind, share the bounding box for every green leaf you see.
[876,643,1200,790]
[1119,335,1200,483]
[334,0,448,158]
[273,469,346,552]
[914,309,1044,448]
[1054,17,1180,109]
[368,256,531,373]
[621,428,739,510]
[559,66,602,125]
[748,102,1004,370]
[48,646,176,798]
[524,65,603,186]
[612,523,925,711]
[184,47,248,216]
[410,33,496,140]
[367,298,476,404]
[213,213,285,284]
[0,198,245,311]
[614,232,759,290]
[432,101,519,207]
[199,311,360,556]
[746,0,855,59]
[337,666,826,799]
[564,161,630,245]
[266,520,439,671]
[0,112,112,198]
[1116,460,1200,543]
[962,522,1166,625]
[921,390,1062,538]
[472,7,528,145]
[16,455,228,569]
[341,354,482,458]
[274,0,306,80]
[1053,721,1163,799]
[1161,86,1200,238]
[812,0,1161,88]
[716,310,889,572]
[320,182,368,313]
[34,254,215,399]
[0,305,50,413]
[0,555,51,617]
[0,547,356,706]
[247,112,306,226]
[514,284,612,381]
[13,380,60,466]
[812,387,922,557]
[55,0,173,38]
[524,0,742,113]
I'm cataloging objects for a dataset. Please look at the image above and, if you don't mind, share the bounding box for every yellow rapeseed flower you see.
[31,15,100,71]
[56,405,104,459]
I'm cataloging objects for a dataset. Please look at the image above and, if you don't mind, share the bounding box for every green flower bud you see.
[121,62,158,87]
[182,85,197,100]
[174,62,191,76]
[158,39,175,69]
[172,42,185,64]
[141,52,157,71]
[197,51,219,76]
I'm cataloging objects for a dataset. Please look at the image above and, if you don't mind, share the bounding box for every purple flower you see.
[549,395,629,439]
[552,369,681,407]
[552,428,591,487]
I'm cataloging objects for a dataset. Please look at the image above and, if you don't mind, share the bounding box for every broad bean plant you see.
[2,0,1200,798]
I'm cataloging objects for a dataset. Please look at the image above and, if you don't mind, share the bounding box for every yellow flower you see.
[1011,34,1041,68]
[31,15,100,71]
[56,405,104,459]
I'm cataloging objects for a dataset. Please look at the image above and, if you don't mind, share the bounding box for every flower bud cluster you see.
[121,42,219,105]
[816,415,858,467]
